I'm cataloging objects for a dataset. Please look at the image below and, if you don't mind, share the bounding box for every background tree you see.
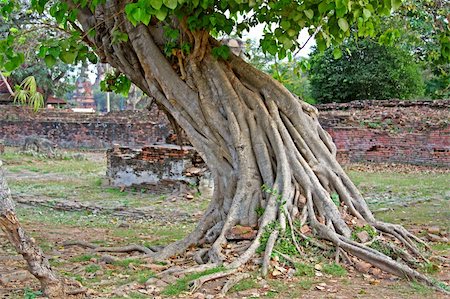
[245,39,314,103]
[1,0,448,296]
[0,2,77,104]
[378,0,449,98]
[309,39,425,103]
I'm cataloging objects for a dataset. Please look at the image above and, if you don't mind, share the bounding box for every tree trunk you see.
[0,160,65,298]
[69,1,437,288]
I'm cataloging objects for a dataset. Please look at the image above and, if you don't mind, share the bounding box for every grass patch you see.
[431,243,450,251]
[294,263,314,277]
[112,258,144,268]
[298,278,314,290]
[85,264,101,273]
[162,266,225,297]
[409,281,433,295]
[230,277,257,292]
[135,269,156,284]
[420,262,439,274]
[322,263,347,277]
[70,254,99,263]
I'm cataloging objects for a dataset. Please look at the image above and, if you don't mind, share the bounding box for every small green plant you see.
[255,207,265,217]
[369,240,395,258]
[113,258,143,268]
[410,281,433,295]
[230,277,258,292]
[23,288,42,299]
[85,264,100,273]
[294,263,315,277]
[351,225,377,241]
[94,178,102,187]
[162,266,225,296]
[70,254,98,263]
[298,279,314,290]
[136,269,156,284]
[322,262,347,276]
[331,193,340,206]
[421,262,439,274]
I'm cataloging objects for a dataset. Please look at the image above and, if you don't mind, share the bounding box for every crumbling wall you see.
[318,100,449,167]
[1,100,449,166]
[107,144,208,193]
[0,106,171,149]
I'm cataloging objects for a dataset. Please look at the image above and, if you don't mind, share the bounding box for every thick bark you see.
[0,160,65,298]
[68,1,441,290]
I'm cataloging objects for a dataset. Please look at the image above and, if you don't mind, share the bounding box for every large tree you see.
[1,0,448,297]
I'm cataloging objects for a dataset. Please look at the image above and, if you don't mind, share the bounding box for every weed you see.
[421,262,439,274]
[369,240,395,258]
[255,207,265,217]
[70,254,98,263]
[410,281,433,295]
[298,279,314,290]
[23,288,42,299]
[162,266,224,296]
[322,262,347,276]
[431,243,450,251]
[85,264,101,273]
[230,277,257,292]
[331,192,340,206]
[136,269,155,284]
[294,263,314,277]
[113,258,144,268]
[351,225,377,241]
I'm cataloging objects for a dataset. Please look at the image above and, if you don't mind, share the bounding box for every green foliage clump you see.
[294,262,314,277]
[309,39,425,103]
[322,262,347,276]
[368,240,395,258]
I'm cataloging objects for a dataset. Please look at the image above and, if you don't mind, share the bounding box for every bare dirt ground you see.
[0,149,449,298]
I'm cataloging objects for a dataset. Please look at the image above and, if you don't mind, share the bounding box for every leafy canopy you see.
[1,0,448,100]
[1,0,415,70]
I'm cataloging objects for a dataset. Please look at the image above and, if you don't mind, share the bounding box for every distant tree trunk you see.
[68,1,434,287]
[0,160,65,298]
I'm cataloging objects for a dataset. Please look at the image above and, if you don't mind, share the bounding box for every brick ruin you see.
[0,100,449,168]
[317,100,449,166]
[107,144,210,194]
[0,105,171,149]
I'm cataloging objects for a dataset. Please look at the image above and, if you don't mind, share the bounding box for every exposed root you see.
[66,288,88,296]
[273,250,296,266]
[261,230,279,277]
[221,273,251,295]
[193,248,209,265]
[189,268,237,293]
[62,240,154,255]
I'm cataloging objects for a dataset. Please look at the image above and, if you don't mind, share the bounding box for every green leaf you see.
[338,18,349,32]
[155,7,168,21]
[304,9,314,19]
[163,0,177,9]
[391,0,402,10]
[59,50,77,64]
[44,55,57,67]
[363,8,371,20]
[333,48,343,59]
[149,0,163,10]
[132,7,144,22]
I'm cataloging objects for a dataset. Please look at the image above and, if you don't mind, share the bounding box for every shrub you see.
[309,39,425,103]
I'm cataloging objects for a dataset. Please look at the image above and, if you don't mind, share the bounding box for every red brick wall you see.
[1,100,449,166]
[327,127,449,166]
[0,106,172,149]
